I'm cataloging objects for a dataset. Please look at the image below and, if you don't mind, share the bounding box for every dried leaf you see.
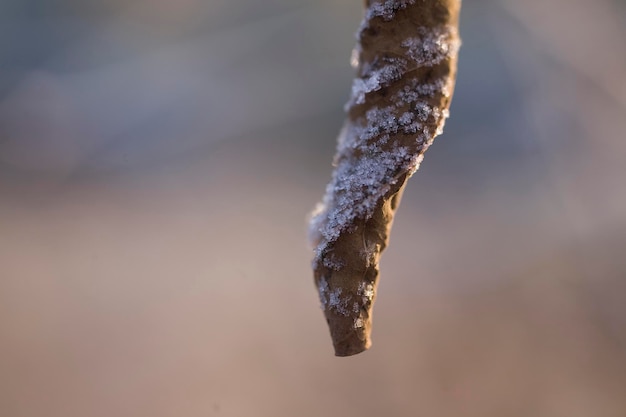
[309,0,461,356]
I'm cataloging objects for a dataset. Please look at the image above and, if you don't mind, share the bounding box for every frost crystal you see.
[393,77,450,107]
[318,275,359,316]
[322,253,346,271]
[310,19,457,271]
[366,0,416,23]
[348,62,406,108]
[347,24,457,108]
[311,0,460,358]
[311,136,414,250]
[328,287,352,316]
[318,276,329,309]
[400,26,460,67]
[310,102,443,258]
[357,282,375,306]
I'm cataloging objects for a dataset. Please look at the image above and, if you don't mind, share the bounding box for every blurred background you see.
[1,0,625,416]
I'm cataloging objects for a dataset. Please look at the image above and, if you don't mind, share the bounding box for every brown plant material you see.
[308,0,461,356]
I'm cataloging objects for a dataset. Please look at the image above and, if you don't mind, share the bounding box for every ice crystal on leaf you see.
[311,98,449,264]
[309,0,460,357]
[317,276,329,309]
[311,11,458,316]
[357,282,375,305]
[367,0,416,22]
[400,26,460,67]
[348,62,406,108]
[347,24,458,108]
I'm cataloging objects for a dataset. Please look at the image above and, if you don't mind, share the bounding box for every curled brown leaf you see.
[309,0,461,356]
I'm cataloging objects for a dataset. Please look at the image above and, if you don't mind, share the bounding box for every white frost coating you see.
[400,26,460,67]
[366,0,416,23]
[435,109,450,136]
[393,77,450,107]
[348,25,457,108]
[310,19,456,266]
[347,282,375,328]
[310,99,444,259]
[318,275,362,316]
[328,287,343,308]
[329,288,353,316]
[349,63,404,106]
[322,253,346,271]
[357,282,375,305]
[398,112,414,125]
[312,148,411,251]
[317,267,377,317]
[318,276,329,309]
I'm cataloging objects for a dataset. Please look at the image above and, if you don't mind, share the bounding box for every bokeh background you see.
[1,0,625,416]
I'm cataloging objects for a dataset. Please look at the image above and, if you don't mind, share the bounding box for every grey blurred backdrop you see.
[1,0,625,416]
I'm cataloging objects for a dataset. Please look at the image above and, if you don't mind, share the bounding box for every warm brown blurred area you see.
[1,0,626,416]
